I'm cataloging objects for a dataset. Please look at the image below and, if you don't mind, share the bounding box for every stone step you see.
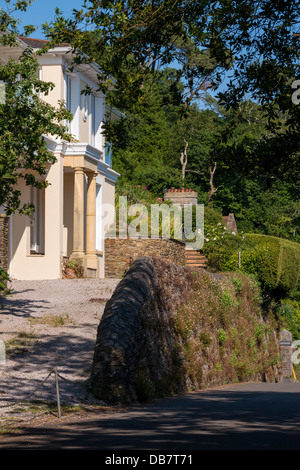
[185,249,208,268]
[187,264,207,268]
[186,258,207,264]
[185,253,207,259]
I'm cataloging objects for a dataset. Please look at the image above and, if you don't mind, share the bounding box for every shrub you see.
[63,259,84,278]
[218,328,227,346]
[276,299,300,340]
[243,234,300,297]
[202,222,251,271]
[204,230,300,298]
[0,268,11,295]
[0,268,12,305]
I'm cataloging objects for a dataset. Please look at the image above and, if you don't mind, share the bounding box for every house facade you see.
[0,37,120,280]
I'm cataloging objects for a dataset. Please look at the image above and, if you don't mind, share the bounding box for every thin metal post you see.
[55,367,61,419]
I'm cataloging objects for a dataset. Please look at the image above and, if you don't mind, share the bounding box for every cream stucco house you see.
[1,37,120,280]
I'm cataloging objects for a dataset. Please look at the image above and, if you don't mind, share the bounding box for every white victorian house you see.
[0,36,120,280]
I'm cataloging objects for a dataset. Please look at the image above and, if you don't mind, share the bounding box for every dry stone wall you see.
[91,256,282,405]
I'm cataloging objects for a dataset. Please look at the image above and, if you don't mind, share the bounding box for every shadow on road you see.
[1,383,300,450]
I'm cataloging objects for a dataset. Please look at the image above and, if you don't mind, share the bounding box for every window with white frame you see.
[104,141,112,167]
[30,187,45,254]
[91,93,96,146]
[66,74,72,131]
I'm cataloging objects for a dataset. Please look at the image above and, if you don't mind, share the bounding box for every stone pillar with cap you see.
[72,166,85,259]
[279,329,293,378]
[86,171,98,277]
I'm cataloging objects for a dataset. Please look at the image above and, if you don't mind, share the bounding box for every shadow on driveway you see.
[1,382,300,450]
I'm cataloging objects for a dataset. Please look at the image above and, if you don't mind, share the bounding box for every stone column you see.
[72,167,85,259]
[86,171,98,276]
[279,329,293,378]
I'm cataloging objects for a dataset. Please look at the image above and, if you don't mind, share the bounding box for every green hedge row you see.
[204,232,300,297]
[243,234,300,296]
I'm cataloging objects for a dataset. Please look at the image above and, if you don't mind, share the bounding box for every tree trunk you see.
[180,139,188,181]
[208,162,217,202]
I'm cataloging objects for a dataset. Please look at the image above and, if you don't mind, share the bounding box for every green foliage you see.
[173,269,280,389]
[63,259,84,278]
[276,299,300,341]
[41,0,300,241]
[0,267,12,297]
[0,2,71,215]
[202,221,249,271]
[204,230,300,298]
[243,234,300,297]
[218,328,227,346]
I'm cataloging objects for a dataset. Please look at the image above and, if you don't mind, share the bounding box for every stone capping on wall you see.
[279,329,294,379]
[164,187,198,206]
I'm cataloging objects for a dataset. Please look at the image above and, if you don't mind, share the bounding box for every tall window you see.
[104,142,112,167]
[66,75,72,111]
[96,183,103,252]
[30,187,45,254]
[66,75,72,132]
[91,94,96,146]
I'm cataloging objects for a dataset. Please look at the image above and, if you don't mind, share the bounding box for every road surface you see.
[1,381,300,450]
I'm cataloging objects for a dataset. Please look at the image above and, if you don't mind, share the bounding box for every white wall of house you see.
[4,42,119,280]
[10,154,64,280]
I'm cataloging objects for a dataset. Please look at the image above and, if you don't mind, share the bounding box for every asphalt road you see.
[1,381,300,451]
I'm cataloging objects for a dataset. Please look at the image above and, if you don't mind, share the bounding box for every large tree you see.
[42,0,300,242]
[43,1,300,174]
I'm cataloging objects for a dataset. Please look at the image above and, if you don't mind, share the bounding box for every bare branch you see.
[208,162,218,202]
[180,138,188,180]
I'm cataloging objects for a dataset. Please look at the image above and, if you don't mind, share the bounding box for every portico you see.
[69,165,98,277]
[63,142,109,279]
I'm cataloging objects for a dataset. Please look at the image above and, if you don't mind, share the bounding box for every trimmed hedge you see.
[240,234,300,296]
[203,232,300,297]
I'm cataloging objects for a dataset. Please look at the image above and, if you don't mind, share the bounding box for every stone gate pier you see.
[279,330,294,379]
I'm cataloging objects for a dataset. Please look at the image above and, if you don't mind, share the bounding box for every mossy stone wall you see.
[91,256,282,404]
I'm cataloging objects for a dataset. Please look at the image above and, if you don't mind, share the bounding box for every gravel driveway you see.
[0,278,120,419]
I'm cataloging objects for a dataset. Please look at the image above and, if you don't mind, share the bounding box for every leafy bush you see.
[0,267,12,296]
[203,229,300,298]
[202,221,250,271]
[63,259,84,278]
[0,267,13,307]
[276,299,300,340]
[242,234,300,297]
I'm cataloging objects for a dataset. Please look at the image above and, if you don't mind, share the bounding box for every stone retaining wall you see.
[91,256,194,404]
[91,256,282,405]
[104,237,186,278]
[0,215,9,272]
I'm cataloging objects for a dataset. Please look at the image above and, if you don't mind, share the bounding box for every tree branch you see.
[208,162,218,202]
[180,138,188,180]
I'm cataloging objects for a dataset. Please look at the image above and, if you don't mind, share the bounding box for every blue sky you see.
[15,0,85,38]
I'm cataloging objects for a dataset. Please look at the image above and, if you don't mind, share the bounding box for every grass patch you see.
[6,331,37,358]
[14,400,85,416]
[0,417,21,435]
[29,314,74,327]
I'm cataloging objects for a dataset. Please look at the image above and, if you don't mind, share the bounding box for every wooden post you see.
[55,367,61,419]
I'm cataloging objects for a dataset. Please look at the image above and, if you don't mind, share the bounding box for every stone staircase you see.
[185,247,208,269]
